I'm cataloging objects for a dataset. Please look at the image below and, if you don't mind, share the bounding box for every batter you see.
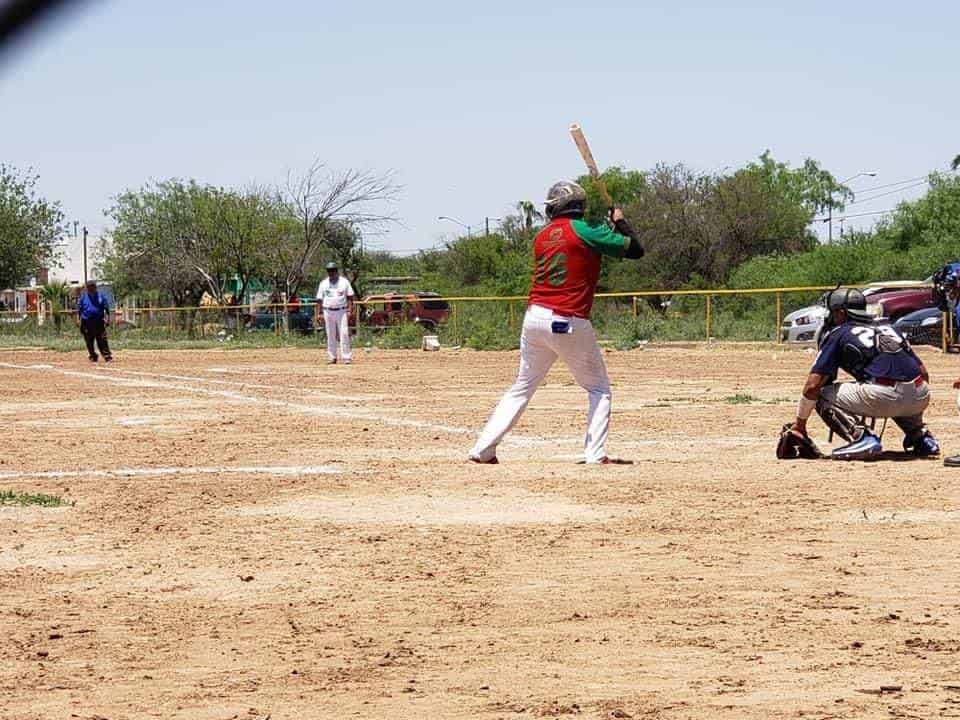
[469,180,645,464]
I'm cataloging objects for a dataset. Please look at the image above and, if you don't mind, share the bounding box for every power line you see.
[850,175,928,195]
[827,208,897,221]
[847,180,929,206]
[814,208,897,222]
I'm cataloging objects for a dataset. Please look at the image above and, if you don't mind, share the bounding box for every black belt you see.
[324,306,347,312]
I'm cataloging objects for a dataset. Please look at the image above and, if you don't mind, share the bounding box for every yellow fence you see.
[0,283,951,350]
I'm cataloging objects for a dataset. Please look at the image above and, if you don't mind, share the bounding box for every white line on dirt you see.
[0,464,342,480]
[111,368,382,402]
[0,362,772,451]
[0,361,540,442]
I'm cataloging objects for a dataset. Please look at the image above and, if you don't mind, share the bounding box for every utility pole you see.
[82,226,88,283]
[828,206,832,243]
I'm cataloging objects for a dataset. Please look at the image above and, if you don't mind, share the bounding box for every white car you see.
[780,282,927,345]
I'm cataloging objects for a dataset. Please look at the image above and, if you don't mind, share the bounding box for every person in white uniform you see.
[315,261,355,364]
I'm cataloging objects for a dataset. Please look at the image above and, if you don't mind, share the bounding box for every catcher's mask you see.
[822,287,871,329]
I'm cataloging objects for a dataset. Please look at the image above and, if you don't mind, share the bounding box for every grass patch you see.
[0,490,72,507]
[723,393,760,405]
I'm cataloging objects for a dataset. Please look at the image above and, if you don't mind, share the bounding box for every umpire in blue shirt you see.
[76,280,113,363]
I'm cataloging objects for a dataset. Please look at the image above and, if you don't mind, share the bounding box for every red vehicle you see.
[866,286,936,321]
[358,292,450,330]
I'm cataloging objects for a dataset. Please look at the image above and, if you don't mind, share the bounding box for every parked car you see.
[781,282,934,345]
[865,286,936,322]
[359,292,450,330]
[249,300,316,334]
[893,306,945,347]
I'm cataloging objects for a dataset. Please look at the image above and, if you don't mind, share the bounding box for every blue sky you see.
[1,0,957,251]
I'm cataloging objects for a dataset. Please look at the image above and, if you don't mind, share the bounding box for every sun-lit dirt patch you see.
[239,488,621,526]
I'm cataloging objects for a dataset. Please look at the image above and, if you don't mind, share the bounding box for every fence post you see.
[705,294,712,341]
[775,292,782,344]
[632,296,638,318]
[452,302,459,344]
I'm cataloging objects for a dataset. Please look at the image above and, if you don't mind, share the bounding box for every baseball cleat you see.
[468,455,499,464]
[326,358,337,365]
[944,455,960,467]
[904,431,940,457]
[832,431,882,461]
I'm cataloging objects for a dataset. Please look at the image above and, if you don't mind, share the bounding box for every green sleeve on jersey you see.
[571,219,629,258]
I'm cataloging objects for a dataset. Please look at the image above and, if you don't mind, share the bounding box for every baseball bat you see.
[569,123,614,208]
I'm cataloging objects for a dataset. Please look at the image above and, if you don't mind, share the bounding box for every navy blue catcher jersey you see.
[812,322,921,382]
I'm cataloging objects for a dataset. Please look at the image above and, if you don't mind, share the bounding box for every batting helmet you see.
[544,180,587,219]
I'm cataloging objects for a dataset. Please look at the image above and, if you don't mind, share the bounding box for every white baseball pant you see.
[323,308,352,362]
[470,304,611,463]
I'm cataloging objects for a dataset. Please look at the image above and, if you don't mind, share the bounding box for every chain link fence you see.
[1,285,951,351]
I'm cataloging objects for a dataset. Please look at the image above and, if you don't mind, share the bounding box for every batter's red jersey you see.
[527,217,629,318]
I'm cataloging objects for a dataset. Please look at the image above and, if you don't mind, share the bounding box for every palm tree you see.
[39,280,71,332]
[515,200,544,232]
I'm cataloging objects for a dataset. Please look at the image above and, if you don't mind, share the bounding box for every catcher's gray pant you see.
[470,304,611,463]
[817,379,929,442]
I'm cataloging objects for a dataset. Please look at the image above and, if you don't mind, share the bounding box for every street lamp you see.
[827,171,878,241]
[438,215,471,237]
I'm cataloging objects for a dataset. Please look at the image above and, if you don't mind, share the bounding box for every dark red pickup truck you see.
[357,292,450,330]
[866,287,936,321]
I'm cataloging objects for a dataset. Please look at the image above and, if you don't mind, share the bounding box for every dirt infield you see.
[2,344,960,719]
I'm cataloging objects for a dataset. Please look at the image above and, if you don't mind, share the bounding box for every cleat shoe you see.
[468,455,498,464]
[104,356,114,363]
[326,358,337,365]
[904,431,940,457]
[832,431,882,461]
[944,455,960,467]
[89,355,98,363]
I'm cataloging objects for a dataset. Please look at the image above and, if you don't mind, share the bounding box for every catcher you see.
[780,287,939,461]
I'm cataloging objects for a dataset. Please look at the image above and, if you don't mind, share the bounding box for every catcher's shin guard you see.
[816,397,864,443]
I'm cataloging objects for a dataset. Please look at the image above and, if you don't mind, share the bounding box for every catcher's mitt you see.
[776,423,823,460]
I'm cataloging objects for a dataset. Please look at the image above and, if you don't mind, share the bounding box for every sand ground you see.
[2,344,960,719]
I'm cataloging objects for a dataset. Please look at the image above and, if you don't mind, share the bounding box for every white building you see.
[49,233,96,285]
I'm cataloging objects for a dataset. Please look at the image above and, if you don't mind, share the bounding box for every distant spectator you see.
[315,261,355,365]
[76,279,112,363]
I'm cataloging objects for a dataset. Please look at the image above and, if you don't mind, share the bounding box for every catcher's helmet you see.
[544,180,587,219]
[823,287,872,323]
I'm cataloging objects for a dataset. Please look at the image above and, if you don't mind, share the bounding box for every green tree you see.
[38,279,70,331]
[101,180,271,309]
[951,155,959,172]
[577,166,648,224]
[0,165,63,289]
